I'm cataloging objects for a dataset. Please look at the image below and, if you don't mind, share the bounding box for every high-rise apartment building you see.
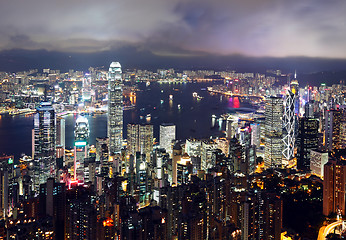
[159,123,176,156]
[108,62,123,156]
[264,96,283,168]
[241,191,282,240]
[323,157,346,216]
[33,102,56,192]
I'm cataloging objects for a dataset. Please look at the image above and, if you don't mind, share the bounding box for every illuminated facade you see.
[74,115,89,182]
[310,150,328,177]
[33,102,56,192]
[159,123,176,156]
[127,124,153,161]
[323,158,346,216]
[290,72,299,115]
[324,109,342,151]
[282,90,295,164]
[264,96,283,168]
[108,62,123,156]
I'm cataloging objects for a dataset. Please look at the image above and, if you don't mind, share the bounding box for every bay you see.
[0,81,255,160]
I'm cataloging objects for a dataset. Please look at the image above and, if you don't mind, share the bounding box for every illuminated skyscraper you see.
[282,90,295,164]
[324,109,342,152]
[74,115,89,183]
[290,71,299,115]
[264,96,283,168]
[33,102,56,192]
[159,123,176,156]
[127,124,153,161]
[108,62,123,156]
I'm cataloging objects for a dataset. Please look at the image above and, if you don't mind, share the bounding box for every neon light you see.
[8,158,13,164]
[75,141,87,146]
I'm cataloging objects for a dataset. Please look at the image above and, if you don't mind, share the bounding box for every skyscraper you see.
[127,124,153,161]
[282,90,295,164]
[290,71,299,115]
[323,157,346,216]
[74,115,89,183]
[296,117,319,171]
[33,102,56,192]
[108,62,123,156]
[324,109,342,152]
[159,123,176,156]
[264,96,283,168]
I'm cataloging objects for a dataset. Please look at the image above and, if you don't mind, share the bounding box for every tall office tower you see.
[108,62,123,156]
[0,156,14,219]
[310,150,329,178]
[172,143,182,185]
[323,157,346,216]
[250,123,260,147]
[296,117,319,171]
[56,117,65,167]
[282,90,295,164]
[176,153,192,185]
[201,139,217,170]
[185,138,202,170]
[33,102,56,192]
[238,127,256,174]
[229,137,244,173]
[214,137,229,156]
[185,139,202,157]
[290,71,299,115]
[226,117,237,139]
[159,123,176,156]
[305,100,315,118]
[324,109,342,151]
[74,115,89,183]
[56,117,65,149]
[127,124,153,161]
[264,96,283,168]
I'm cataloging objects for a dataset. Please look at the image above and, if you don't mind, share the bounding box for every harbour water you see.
[0,82,255,159]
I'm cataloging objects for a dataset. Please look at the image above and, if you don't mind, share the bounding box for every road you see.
[317,220,343,240]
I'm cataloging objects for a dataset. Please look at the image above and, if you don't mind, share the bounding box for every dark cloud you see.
[0,0,345,58]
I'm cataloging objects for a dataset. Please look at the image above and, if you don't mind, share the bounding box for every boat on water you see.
[123,104,135,110]
[192,92,204,100]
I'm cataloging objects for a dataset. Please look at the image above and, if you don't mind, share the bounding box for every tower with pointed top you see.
[108,62,123,156]
[290,71,299,114]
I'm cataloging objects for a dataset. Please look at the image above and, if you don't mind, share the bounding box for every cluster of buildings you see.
[0,62,346,239]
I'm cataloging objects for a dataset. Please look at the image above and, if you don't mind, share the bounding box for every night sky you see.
[1,0,346,71]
